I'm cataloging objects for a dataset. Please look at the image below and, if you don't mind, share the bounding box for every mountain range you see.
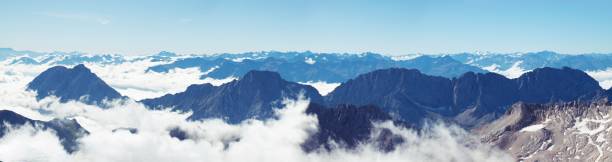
[28,64,609,128]
[5,48,612,84]
[7,51,612,160]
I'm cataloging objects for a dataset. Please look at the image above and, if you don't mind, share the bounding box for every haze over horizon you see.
[2,0,612,55]
[3,47,612,57]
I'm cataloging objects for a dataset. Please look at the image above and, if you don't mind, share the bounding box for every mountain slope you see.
[141,70,323,123]
[0,110,89,153]
[326,67,606,127]
[325,68,454,123]
[302,103,406,152]
[476,101,612,162]
[27,64,123,105]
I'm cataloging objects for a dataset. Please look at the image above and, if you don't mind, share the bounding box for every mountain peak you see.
[516,67,602,101]
[27,64,123,105]
[142,70,323,123]
[73,64,91,72]
[241,70,283,82]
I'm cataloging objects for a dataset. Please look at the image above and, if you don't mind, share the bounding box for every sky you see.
[1,0,611,56]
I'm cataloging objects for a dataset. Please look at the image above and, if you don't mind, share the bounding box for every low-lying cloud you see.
[0,96,512,162]
[83,61,235,100]
[0,59,513,162]
[587,68,612,89]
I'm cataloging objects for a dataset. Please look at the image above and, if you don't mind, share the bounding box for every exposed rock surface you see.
[477,101,612,162]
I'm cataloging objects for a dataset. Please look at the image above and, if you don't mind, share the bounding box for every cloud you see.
[299,81,341,96]
[587,68,612,89]
[0,125,69,162]
[0,58,234,101]
[0,95,513,162]
[83,60,235,100]
[0,59,513,162]
[481,61,528,79]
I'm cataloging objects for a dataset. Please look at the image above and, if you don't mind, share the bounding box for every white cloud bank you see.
[83,61,235,100]
[481,61,528,79]
[0,97,513,162]
[587,68,612,89]
[0,58,235,101]
[0,62,513,162]
[299,81,341,96]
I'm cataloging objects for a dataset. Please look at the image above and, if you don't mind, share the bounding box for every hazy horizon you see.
[2,0,612,55]
[3,47,612,57]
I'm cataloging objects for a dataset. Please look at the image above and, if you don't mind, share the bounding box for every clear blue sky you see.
[1,0,611,55]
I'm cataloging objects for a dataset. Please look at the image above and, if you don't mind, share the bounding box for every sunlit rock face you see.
[477,101,612,162]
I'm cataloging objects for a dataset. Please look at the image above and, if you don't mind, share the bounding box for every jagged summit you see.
[326,66,608,126]
[141,70,323,123]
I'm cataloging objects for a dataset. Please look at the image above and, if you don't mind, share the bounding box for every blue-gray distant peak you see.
[27,64,123,105]
[147,51,486,82]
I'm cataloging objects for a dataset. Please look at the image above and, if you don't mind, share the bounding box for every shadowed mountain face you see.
[141,70,324,123]
[27,64,123,105]
[302,103,405,152]
[0,110,89,153]
[167,103,405,152]
[326,67,605,127]
[324,68,454,123]
[515,67,603,103]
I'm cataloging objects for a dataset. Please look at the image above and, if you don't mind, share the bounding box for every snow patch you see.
[201,76,237,86]
[304,57,316,64]
[520,124,545,132]
[391,54,422,61]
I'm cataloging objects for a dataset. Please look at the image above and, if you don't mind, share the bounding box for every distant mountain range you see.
[28,64,609,128]
[146,52,485,82]
[7,48,612,160]
[4,48,612,83]
[450,51,612,73]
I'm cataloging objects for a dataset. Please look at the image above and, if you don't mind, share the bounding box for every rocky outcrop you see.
[476,101,612,162]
